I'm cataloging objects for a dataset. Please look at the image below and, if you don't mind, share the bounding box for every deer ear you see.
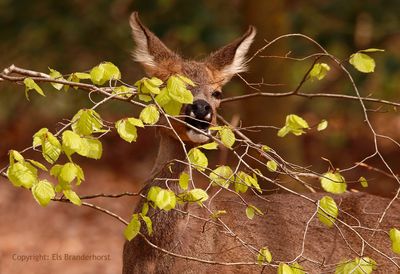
[206,26,256,85]
[129,12,181,76]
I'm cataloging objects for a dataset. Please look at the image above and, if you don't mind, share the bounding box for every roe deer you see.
[122,12,400,274]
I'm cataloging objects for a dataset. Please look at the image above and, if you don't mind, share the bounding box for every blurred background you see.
[1,0,400,273]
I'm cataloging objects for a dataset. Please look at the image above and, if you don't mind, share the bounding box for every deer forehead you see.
[181,61,222,95]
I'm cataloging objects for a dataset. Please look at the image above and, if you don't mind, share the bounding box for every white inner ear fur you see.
[221,29,256,82]
[129,17,156,68]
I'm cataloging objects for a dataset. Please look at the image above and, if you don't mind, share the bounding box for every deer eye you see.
[211,90,222,100]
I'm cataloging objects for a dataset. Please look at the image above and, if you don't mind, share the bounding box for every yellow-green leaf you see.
[141,215,153,235]
[115,119,138,143]
[71,109,103,136]
[124,214,141,241]
[309,63,330,81]
[320,171,347,194]
[278,114,309,137]
[246,206,255,220]
[318,196,338,228]
[219,127,235,148]
[266,160,278,172]
[77,138,102,159]
[349,52,375,73]
[140,105,160,125]
[389,228,400,254]
[257,246,272,265]
[167,75,193,104]
[179,172,190,190]
[359,176,368,188]
[278,263,294,274]
[24,77,45,99]
[317,119,328,131]
[90,62,121,85]
[7,162,38,188]
[188,148,208,171]
[31,179,55,207]
[63,189,82,206]
[48,68,64,90]
[335,257,377,274]
[291,262,305,274]
[186,188,208,205]
[199,142,218,150]
[210,166,233,188]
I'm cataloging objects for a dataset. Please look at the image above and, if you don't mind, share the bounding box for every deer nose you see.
[187,99,212,121]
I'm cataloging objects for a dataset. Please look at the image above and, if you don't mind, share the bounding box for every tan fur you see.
[123,12,399,274]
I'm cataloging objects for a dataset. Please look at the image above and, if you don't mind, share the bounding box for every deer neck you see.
[150,131,190,181]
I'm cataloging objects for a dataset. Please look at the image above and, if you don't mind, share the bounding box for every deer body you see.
[122,12,399,273]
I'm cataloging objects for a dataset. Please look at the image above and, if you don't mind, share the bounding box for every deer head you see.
[129,12,256,144]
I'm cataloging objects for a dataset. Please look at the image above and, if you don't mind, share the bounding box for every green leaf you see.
[262,145,271,152]
[290,262,305,274]
[186,188,208,205]
[359,48,385,53]
[266,160,278,172]
[90,62,121,85]
[309,63,330,81]
[139,105,160,125]
[210,166,233,188]
[317,119,328,131]
[389,228,400,254]
[210,210,227,219]
[278,263,294,274]
[335,257,377,274]
[62,130,82,157]
[77,138,103,159]
[115,119,138,143]
[257,246,272,265]
[179,172,189,190]
[154,189,176,211]
[7,162,38,188]
[113,85,134,97]
[127,117,145,128]
[9,150,24,164]
[24,77,45,99]
[219,127,235,148]
[246,206,255,220]
[155,87,171,106]
[167,75,194,104]
[141,215,153,235]
[278,114,310,137]
[50,164,63,178]
[42,133,62,164]
[235,171,261,193]
[48,68,64,90]
[124,214,141,241]
[188,148,208,171]
[75,72,91,79]
[27,159,48,171]
[359,176,368,188]
[63,189,82,206]
[71,109,103,136]
[141,202,149,216]
[199,142,218,150]
[177,74,195,86]
[162,99,182,116]
[31,179,55,207]
[318,196,338,228]
[60,163,78,184]
[33,128,61,164]
[349,52,375,73]
[64,73,80,91]
[320,171,347,194]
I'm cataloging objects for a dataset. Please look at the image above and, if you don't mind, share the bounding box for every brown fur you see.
[122,12,399,274]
